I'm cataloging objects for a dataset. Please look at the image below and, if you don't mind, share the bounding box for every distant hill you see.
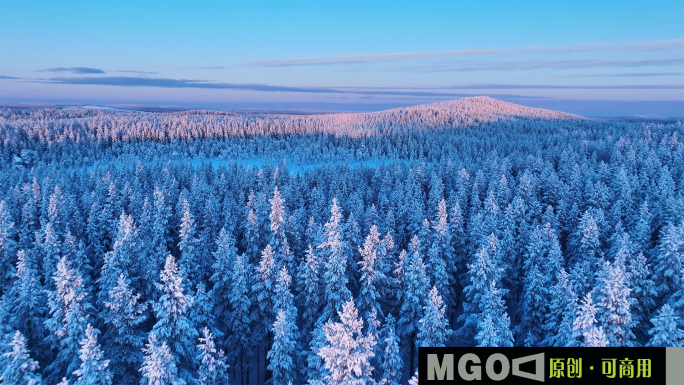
[1,96,586,142]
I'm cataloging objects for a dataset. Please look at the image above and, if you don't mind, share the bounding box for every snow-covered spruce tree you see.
[653,221,683,304]
[267,310,297,385]
[570,211,604,298]
[379,315,402,385]
[317,198,351,324]
[0,200,17,296]
[358,224,383,323]
[140,332,184,385]
[318,299,376,385]
[102,273,147,385]
[209,227,237,329]
[297,245,321,339]
[305,323,329,385]
[476,281,514,347]
[0,249,48,359]
[427,198,455,314]
[178,199,202,292]
[572,294,609,347]
[227,253,253,380]
[253,243,277,335]
[397,236,430,374]
[592,259,637,346]
[417,286,451,347]
[44,256,94,385]
[150,255,197,383]
[646,304,684,347]
[97,212,140,310]
[457,234,504,346]
[73,324,111,385]
[542,269,577,347]
[269,186,292,271]
[1,330,42,385]
[196,328,229,385]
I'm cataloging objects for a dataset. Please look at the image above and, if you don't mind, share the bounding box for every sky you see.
[0,0,683,116]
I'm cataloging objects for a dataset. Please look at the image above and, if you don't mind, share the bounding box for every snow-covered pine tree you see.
[227,253,253,382]
[542,269,577,347]
[178,199,202,292]
[209,227,237,331]
[297,245,321,338]
[317,198,351,324]
[417,286,451,347]
[73,324,112,385]
[379,315,402,385]
[0,200,17,296]
[646,304,684,347]
[97,212,139,310]
[318,299,376,385]
[358,225,383,323]
[140,332,184,385]
[1,330,42,385]
[267,310,297,385]
[476,281,514,347]
[102,273,147,385]
[397,235,430,374]
[196,328,229,385]
[44,256,94,384]
[572,293,609,347]
[150,255,197,383]
[593,259,637,346]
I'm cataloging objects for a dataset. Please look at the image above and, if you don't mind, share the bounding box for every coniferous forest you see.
[0,97,683,384]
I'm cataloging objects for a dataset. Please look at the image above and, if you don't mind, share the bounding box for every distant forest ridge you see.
[1,97,585,141]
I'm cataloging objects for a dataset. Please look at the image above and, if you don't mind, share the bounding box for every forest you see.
[0,97,682,384]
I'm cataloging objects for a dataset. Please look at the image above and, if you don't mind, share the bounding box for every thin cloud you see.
[0,75,21,79]
[39,67,106,74]
[252,39,684,67]
[342,84,684,90]
[116,70,159,75]
[592,72,684,77]
[421,58,684,72]
[41,76,546,98]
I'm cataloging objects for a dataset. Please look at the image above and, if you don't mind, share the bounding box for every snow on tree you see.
[269,186,292,270]
[267,310,297,385]
[379,315,402,385]
[570,211,604,298]
[542,269,577,347]
[593,259,637,346]
[227,253,253,381]
[196,328,229,385]
[653,221,684,302]
[97,212,139,310]
[646,304,684,347]
[297,245,321,336]
[178,199,202,291]
[1,330,41,385]
[457,234,504,345]
[209,227,237,329]
[397,236,431,373]
[358,225,383,323]
[572,293,609,347]
[0,249,47,356]
[44,256,94,384]
[418,286,451,347]
[476,281,514,347]
[73,324,112,385]
[0,200,17,296]
[140,333,184,385]
[102,273,147,385]
[317,198,351,323]
[318,299,376,385]
[150,255,197,382]
[254,243,277,333]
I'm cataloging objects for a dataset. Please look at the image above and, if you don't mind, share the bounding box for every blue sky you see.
[1,0,683,116]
